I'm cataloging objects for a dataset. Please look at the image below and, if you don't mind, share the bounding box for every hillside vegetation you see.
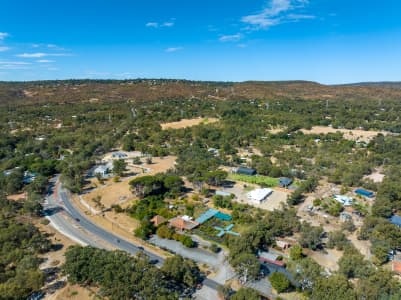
[2,79,401,105]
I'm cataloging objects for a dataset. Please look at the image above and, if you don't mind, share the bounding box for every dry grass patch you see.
[161,117,218,130]
[301,126,388,142]
[46,284,97,300]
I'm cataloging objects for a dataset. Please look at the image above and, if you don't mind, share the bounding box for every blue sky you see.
[0,0,400,83]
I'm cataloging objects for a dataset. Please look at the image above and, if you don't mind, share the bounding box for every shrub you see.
[269,272,291,293]
[156,225,174,239]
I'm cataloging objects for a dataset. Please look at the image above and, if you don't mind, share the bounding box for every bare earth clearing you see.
[301,126,388,142]
[74,155,178,257]
[46,284,96,300]
[161,117,219,130]
[223,182,290,211]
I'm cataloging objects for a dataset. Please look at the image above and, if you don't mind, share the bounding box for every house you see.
[392,254,401,275]
[233,166,256,176]
[215,190,232,197]
[390,215,401,228]
[334,195,353,206]
[354,188,374,198]
[247,188,273,204]
[279,177,293,188]
[94,164,111,178]
[258,251,285,267]
[169,216,199,231]
[150,215,166,227]
[276,240,291,250]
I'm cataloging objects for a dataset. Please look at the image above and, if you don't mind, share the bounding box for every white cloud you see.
[17,53,47,58]
[0,32,9,40]
[162,22,174,27]
[0,46,10,52]
[17,52,71,58]
[0,61,31,65]
[47,44,65,50]
[241,0,313,30]
[0,61,31,70]
[286,13,315,20]
[146,20,175,28]
[36,59,55,63]
[165,47,183,52]
[219,33,242,42]
[146,22,159,28]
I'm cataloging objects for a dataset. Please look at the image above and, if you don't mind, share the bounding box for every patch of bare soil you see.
[305,248,342,272]
[161,117,218,130]
[46,284,97,300]
[301,126,388,142]
[6,192,26,201]
[35,220,76,267]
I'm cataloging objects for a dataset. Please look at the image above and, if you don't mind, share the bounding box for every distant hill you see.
[339,82,401,89]
[1,79,401,105]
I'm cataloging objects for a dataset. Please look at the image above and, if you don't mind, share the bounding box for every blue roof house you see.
[279,177,293,188]
[390,215,401,228]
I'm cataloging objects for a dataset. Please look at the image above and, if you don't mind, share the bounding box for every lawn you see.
[228,173,279,187]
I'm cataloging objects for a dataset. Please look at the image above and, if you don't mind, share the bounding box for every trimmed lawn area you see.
[228,173,279,187]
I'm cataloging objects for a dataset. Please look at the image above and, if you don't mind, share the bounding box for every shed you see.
[247,188,273,204]
[390,215,401,228]
[354,188,374,198]
[235,167,256,176]
[279,177,293,188]
[276,240,291,250]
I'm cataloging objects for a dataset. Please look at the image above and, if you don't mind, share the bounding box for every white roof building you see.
[334,195,353,206]
[247,188,273,204]
[94,162,113,177]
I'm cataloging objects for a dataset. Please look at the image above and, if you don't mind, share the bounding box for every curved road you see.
[44,176,220,291]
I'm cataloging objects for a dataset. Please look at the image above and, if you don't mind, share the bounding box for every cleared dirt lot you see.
[74,156,177,257]
[83,155,177,209]
[161,117,218,130]
[301,126,388,142]
[46,284,96,300]
[305,248,342,272]
[223,182,290,211]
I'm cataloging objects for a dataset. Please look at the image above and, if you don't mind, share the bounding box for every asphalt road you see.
[44,176,221,291]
